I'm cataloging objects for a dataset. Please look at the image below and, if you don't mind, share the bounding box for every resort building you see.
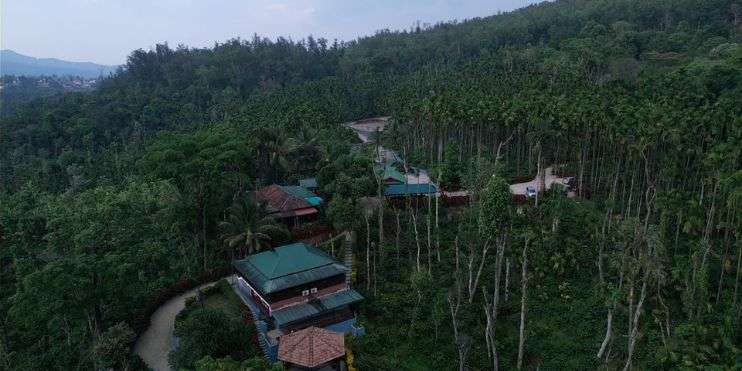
[232,242,364,362]
[253,185,323,228]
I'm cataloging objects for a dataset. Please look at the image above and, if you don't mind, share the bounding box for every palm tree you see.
[252,126,322,182]
[219,197,288,259]
[286,126,322,176]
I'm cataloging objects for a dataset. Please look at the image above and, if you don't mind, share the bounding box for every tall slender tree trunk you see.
[627,278,635,341]
[450,238,469,371]
[535,144,542,207]
[411,207,421,272]
[378,190,384,253]
[373,242,378,296]
[716,207,732,303]
[427,194,432,275]
[733,239,741,317]
[578,142,586,197]
[202,197,208,272]
[467,242,491,303]
[624,273,649,371]
[597,309,613,360]
[365,213,371,291]
[517,238,529,369]
[484,238,506,371]
[396,210,401,273]
[504,258,511,301]
[435,183,441,262]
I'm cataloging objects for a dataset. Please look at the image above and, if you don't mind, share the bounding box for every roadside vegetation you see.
[170,280,268,370]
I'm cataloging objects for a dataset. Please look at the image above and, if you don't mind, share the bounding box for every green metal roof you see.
[233,243,346,294]
[298,177,318,189]
[281,186,323,206]
[384,183,438,197]
[272,289,364,326]
[374,164,406,184]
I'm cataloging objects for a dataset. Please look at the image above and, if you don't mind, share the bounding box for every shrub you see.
[170,307,257,369]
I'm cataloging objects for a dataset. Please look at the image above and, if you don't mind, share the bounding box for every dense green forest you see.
[1,0,741,370]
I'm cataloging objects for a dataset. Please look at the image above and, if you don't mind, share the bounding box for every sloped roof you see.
[233,243,347,294]
[272,289,364,326]
[374,164,406,184]
[384,183,438,197]
[281,185,323,206]
[278,327,345,368]
[405,167,432,185]
[298,177,318,189]
[255,184,317,217]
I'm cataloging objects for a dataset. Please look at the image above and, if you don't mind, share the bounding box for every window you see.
[310,287,318,294]
[302,290,309,296]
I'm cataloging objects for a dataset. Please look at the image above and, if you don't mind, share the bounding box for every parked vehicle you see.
[526,186,537,198]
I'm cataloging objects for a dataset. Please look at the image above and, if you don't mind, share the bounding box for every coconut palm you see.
[219,197,288,259]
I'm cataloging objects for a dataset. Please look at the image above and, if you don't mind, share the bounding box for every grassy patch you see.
[201,280,244,320]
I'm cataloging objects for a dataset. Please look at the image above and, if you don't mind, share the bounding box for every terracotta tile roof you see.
[278,326,345,368]
[255,184,316,218]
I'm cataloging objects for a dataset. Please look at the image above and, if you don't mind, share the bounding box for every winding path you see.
[133,276,234,371]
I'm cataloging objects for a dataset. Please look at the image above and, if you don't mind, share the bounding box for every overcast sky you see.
[2,0,540,65]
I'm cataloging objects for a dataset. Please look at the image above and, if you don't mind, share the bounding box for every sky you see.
[1,0,540,65]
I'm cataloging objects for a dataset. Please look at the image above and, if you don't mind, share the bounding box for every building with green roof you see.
[233,243,346,294]
[232,242,364,338]
[384,183,438,197]
[298,177,318,190]
[374,164,406,185]
[280,185,323,207]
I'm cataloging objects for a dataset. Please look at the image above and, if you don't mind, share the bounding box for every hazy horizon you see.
[1,0,540,66]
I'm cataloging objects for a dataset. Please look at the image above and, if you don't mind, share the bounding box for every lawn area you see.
[200,280,245,320]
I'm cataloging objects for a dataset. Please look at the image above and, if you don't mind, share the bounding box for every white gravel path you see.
[133,276,234,371]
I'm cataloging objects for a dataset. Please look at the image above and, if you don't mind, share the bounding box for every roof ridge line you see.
[308,327,315,365]
[269,262,336,280]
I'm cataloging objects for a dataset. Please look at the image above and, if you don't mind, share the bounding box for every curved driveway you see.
[133,277,233,371]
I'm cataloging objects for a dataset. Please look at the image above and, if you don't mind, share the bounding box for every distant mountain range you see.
[0,50,118,78]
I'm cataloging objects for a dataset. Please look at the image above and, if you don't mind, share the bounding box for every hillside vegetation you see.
[1,1,740,370]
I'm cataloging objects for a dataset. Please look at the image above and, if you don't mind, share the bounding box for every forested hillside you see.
[0,75,102,116]
[1,0,740,370]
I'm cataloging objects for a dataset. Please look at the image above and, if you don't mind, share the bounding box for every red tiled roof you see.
[255,185,317,217]
[278,327,345,368]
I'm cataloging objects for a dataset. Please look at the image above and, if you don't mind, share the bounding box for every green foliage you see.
[170,308,256,370]
[4,179,186,370]
[93,322,136,370]
[477,173,511,237]
[326,195,361,232]
[195,356,284,371]
[219,196,290,259]
[659,321,740,369]
[436,143,463,190]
